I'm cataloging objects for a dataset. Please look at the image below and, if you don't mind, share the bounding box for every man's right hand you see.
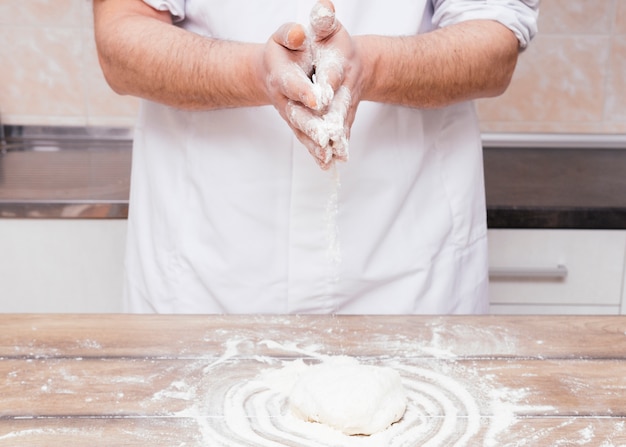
[276,0,357,170]
[261,22,339,169]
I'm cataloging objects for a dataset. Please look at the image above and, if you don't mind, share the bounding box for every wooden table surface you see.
[1,314,626,446]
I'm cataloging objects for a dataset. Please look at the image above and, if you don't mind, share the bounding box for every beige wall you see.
[0,0,138,127]
[477,0,626,134]
[1,0,625,134]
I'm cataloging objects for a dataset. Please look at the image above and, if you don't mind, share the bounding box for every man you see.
[93,0,538,314]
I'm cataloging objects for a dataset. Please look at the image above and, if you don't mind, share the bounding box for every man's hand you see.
[261,2,360,171]
[262,23,315,113]
[94,0,520,170]
[260,22,338,169]
[285,0,363,170]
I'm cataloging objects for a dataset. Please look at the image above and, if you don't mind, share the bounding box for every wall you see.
[0,0,138,127]
[1,0,625,134]
[477,0,626,134]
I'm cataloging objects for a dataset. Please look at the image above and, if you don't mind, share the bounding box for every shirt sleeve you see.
[142,0,185,23]
[432,0,539,49]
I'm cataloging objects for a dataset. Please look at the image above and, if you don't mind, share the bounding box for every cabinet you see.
[2,223,625,315]
[488,229,626,315]
[0,219,126,313]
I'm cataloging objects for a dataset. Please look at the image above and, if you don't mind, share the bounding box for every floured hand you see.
[285,0,363,169]
[287,85,351,170]
[261,20,343,169]
[261,23,318,130]
[261,1,362,170]
[309,0,363,136]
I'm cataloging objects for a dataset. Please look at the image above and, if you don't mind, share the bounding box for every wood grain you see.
[1,416,625,446]
[2,314,626,358]
[2,314,626,445]
[2,358,625,417]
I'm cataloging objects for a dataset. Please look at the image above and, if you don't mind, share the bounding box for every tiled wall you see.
[2,0,625,134]
[477,0,626,134]
[0,0,138,127]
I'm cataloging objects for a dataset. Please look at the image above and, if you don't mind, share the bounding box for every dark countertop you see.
[0,127,131,219]
[484,147,626,229]
[1,127,625,229]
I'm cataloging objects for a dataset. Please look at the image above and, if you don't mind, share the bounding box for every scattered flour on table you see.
[0,428,98,444]
[9,334,619,446]
[142,337,622,446]
[151,339,486,446]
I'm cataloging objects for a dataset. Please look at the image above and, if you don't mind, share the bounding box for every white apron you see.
[125,0,538,314]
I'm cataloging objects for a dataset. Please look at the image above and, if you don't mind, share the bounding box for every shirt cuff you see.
[142,0,185,23]
[432,0,539,49]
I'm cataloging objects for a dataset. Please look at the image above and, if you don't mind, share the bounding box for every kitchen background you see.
[1,0,626,133]
[1,0,626,314]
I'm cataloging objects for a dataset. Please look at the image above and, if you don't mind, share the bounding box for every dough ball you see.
[288,357,407,436]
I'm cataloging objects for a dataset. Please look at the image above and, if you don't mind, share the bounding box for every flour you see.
[149,342,488,446]
[293,1,351,168]
[288,82,350,168]
[324,164,341,267]
[309,2,335,37]
[6,329,619,446]
[324,86,350,161]
[287,106,332,163]
[309,47,350,166]
[310,47,344,113]
[0,428,85,442]
[176,337,582,447]
[310,73,335,113]
[577,425,595,444]
[272,0,349,170]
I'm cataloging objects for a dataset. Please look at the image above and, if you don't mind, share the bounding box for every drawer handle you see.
[489,264,568,280]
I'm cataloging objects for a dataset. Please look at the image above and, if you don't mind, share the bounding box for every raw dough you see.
[288,357,407,435]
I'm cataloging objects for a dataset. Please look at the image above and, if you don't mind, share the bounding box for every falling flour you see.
[325,164,341,267]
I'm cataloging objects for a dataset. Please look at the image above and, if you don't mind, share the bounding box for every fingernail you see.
[287,25,306,49]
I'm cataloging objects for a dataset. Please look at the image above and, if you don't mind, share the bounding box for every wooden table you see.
[2,314,626,446]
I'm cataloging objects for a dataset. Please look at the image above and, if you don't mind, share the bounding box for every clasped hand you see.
[261,0,362,170]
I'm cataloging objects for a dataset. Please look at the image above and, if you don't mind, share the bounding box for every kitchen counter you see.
[484,146,626,229]
[1,314,626,446]
[1,127,625,228]
[0,127,131,219]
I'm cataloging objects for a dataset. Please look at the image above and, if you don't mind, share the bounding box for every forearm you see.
[356,20,520,108]
[93,0,267,110]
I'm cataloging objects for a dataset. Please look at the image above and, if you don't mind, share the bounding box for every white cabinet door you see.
[0,219,126,313]
[488,229,626,314]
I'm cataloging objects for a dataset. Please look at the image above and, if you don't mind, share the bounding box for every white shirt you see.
[125,0,538,314]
